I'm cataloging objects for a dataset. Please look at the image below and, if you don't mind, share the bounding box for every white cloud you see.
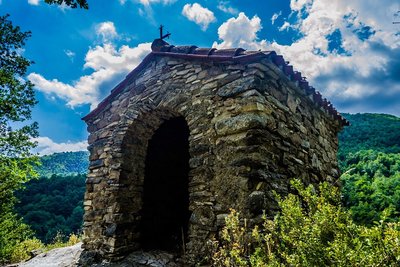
[64,49,75,62]
[213,2,400,115]
[29,21,152,110]
[96,21,118,43]
[28,0,40,5]
[182,3,216,31]
[217,1,238,15]
[278,21,291,31]
[29,42,151,110]
[290,0,313,12]
[33,136,88,155]
[213,12,267,50]
[28,70,99,109]
[271,11,282,25]
[271,0,400,100]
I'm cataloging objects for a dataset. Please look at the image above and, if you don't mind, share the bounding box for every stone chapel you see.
[80,38,348,265]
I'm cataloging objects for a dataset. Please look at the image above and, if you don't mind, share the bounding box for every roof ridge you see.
[83,39,349,126]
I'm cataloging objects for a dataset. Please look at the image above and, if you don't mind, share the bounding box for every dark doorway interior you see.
[140,117,190,252]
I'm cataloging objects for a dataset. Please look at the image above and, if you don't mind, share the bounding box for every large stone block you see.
[214,113,272,136]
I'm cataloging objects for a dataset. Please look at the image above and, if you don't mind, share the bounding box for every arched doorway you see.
[139,116,190,253]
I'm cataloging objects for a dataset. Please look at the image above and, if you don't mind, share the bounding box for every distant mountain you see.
[338,113,400,165]
[37,151,89,177]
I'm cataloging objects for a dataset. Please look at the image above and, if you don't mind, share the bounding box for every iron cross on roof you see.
[159,25,171,40]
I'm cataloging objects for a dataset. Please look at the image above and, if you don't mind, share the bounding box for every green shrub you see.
[212,180,400,266]
[45,232,81,250]
[10,238,43,263]
[0,212,34,264]
[6,233,81,264]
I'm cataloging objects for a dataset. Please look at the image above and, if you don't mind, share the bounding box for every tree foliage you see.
[44,0,89,9]
[211,180,400,266]
[341,150,400,225]
[0,14,38,158]
[0,212,33,264]
[0,14,38,264]
[15,174,86,243]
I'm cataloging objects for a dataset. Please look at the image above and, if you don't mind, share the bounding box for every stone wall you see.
[82,51,343,264]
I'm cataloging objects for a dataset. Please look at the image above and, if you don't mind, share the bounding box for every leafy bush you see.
[212,180,400,266]
[10,238,43,263]
[7,233,81,264]
[46,233,81,250]
[0,212,33,264]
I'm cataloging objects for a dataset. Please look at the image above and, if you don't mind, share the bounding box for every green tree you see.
[341,150,400,225]
[0,14,38,263]
[44,0,89,9]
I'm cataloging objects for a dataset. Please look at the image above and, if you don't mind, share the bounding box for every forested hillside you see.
[338,113,400,166]
[15,174,85,243]
[339,113,400,225]
[36,151,89,177]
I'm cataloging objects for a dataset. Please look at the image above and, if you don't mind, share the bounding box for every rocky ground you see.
[16,243,82,267]
[13,243,183,267]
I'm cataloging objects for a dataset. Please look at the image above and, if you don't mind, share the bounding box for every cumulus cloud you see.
[29,22,152,110]
[28,72,98,108]
[213,12,267,50]
[33,136,88,155]
[182,3,216,31]
[213,2,400,115]
[217,1,238,15]
[289,0,313,13]
[96,21,118,43]
[28,0,40,5]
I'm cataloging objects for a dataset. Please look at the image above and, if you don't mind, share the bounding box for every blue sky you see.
[1,0,399,154]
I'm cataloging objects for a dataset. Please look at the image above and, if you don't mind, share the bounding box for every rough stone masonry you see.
[81,38,349,265]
